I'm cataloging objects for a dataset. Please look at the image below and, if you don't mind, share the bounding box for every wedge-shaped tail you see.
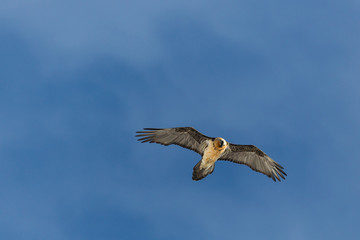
[192,160,215,181]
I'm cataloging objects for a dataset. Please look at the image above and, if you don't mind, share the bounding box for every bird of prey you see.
[135,127,286,181]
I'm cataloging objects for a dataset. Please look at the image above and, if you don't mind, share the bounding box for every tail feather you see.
[192,160,215,181]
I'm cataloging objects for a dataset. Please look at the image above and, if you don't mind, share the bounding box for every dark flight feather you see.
[219,144,287,181]
[136,127,211,155]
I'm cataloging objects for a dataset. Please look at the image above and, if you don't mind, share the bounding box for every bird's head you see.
[214,137,227,149]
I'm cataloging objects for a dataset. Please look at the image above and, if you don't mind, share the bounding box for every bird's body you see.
[136,127,286,181]
[202,138,227,167]
[193,138,228,180]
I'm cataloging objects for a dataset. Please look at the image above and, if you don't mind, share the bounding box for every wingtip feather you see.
[271,175,276,181]
[135,133,154,137]
[274,168,285,179]
[138,136,152,141]
[277,167,287,176]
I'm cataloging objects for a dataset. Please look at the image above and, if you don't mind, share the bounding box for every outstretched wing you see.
[135,127,211,155]
[220,144,287,181]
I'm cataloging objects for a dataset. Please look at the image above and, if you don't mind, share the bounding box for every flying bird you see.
[135,127,286,181]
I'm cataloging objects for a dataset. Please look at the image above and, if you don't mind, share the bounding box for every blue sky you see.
[1,0,360,239]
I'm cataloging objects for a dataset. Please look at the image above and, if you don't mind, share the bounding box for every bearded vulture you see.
[135,127,286,181]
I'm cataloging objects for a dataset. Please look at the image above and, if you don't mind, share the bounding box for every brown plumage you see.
[135,127,286,181]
